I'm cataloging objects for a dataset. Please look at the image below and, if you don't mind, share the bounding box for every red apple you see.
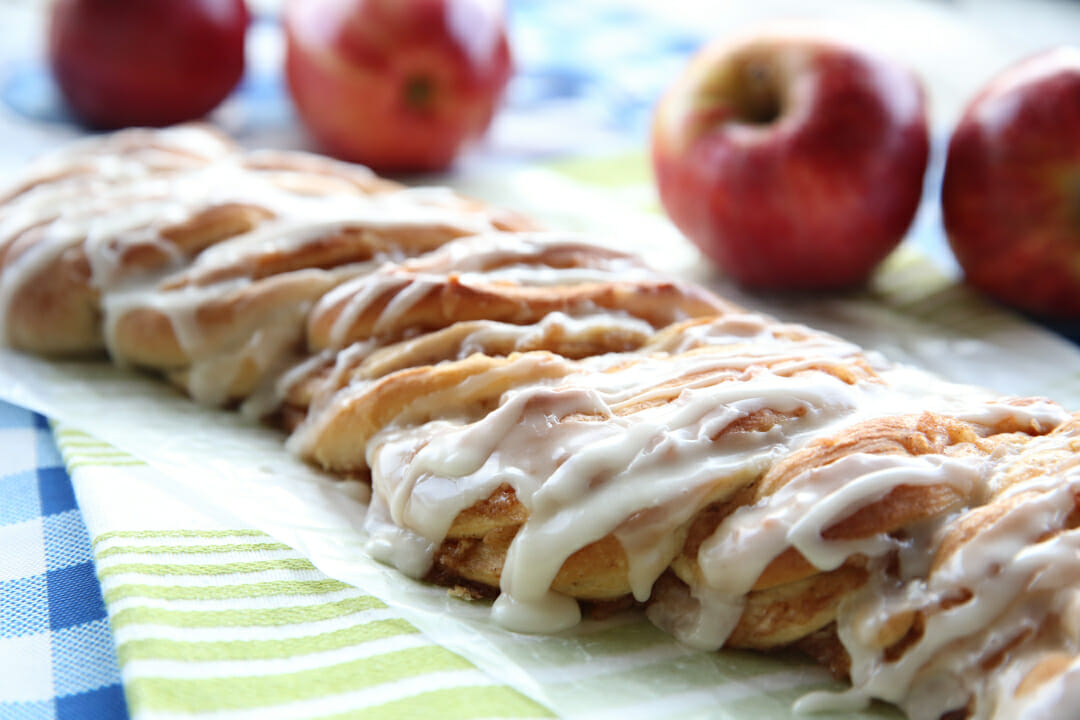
[652,31,930,290]
[284,0,513,173]
[48,0,249,129]
[942,47,1080,319]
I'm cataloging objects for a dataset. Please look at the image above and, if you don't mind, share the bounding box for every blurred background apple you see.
[284,0,512,173]
[48,0,249,129]
[943,47,1080,320]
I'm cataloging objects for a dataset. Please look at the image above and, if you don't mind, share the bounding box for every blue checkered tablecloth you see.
[0,401,128,720]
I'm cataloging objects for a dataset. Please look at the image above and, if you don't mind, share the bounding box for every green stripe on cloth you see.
[58,438,126,448]
[93,529,272,547]
[117,618,420,662]
[53,425,148,467]
[109,594,388,630]
[53,427,107,442]
[104,578,353,603]
[97,542,295,559]
[98,558,318,579]
[124,646,479,712]
[312,686,555,720]
[67,457,148,469]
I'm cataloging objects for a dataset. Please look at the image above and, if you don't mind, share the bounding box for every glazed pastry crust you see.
[1,125,536,404]
[6,126,1080,720]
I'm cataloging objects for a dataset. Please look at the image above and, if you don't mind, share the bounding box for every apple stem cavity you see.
[404,74,435,112]
[734,60,782,125]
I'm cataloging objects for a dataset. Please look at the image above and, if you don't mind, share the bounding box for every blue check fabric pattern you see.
[0,400,128,720]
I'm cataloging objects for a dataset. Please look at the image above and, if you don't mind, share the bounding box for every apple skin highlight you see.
[943,46,1080,319]
[652,33,930,291]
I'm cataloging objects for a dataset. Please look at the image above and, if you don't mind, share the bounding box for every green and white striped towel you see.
[58,427,552,720]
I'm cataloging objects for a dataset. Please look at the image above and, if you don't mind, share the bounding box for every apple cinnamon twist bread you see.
[4,126,1079,720]
[0,125,533,404]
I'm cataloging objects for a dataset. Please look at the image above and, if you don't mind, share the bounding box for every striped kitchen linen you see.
[51,425,553,720]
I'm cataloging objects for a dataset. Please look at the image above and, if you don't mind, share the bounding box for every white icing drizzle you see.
[669,399,1077,719]
[826,467,1080,720]
[679,453,982,650]
[282,311,656,451]
[0,126,516,406]
[650,312,861,359]
[317,232,661,349]
[353,297,1080,717]
[240,346,340,422]
[994,655,1080,720]
[454,311,656,357]
[388,232,642,275]
[364,490,441,579]
[956,398,1069,435]
[281,341,383,453]
[361,340,882,633]
[185,297,316,407]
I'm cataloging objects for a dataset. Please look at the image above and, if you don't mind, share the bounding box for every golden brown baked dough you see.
[4,126,1080,720]
[0,125,534,404]
[305,233,733,352]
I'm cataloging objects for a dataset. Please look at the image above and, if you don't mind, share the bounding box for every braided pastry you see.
[4,126,1080,720]
[0,125,532,404]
